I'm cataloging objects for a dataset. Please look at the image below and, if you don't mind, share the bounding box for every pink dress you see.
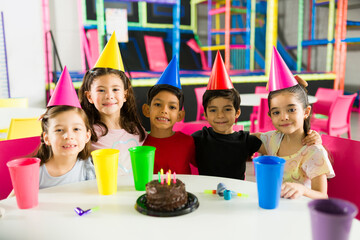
[92,125,146,175]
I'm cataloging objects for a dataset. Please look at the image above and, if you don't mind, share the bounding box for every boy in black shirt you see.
[192,52,318,180]
[191,52,261,180]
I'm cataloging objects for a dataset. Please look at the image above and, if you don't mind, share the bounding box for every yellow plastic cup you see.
[91,149,119,195]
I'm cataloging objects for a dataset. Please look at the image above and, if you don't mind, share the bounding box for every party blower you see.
[74,206,99,216]
[204,183,249,200]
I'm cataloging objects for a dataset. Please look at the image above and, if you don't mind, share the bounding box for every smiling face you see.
[85,73,127,121]
[269,92,311,136]
[205,97,240,134]
[143,90,184,134]
[43,110,91,159]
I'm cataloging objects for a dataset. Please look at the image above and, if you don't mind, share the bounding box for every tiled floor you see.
[245,111,360,182]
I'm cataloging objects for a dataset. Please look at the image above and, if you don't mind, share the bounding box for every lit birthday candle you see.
[160,168,164,185]
[158,171,161,183]
[173,172,176,183]
[167,172,171,185]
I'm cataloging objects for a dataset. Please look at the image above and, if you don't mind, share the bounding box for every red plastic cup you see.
[7,158,41,209]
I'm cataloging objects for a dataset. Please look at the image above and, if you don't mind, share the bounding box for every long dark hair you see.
[36,106,92,165]
[78,68,146,142]
[268,84,311,136]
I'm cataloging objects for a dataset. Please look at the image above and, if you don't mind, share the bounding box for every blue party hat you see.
[155,56,181,89]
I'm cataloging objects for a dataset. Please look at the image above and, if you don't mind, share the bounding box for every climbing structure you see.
[200,0,256,71]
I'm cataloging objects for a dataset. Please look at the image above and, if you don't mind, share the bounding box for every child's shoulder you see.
[305,143,327,155]
[174,131,195,144]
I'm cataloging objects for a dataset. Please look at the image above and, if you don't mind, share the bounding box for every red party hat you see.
[47,66,81,108]
[268,46,298,92]
[206,51,234,90]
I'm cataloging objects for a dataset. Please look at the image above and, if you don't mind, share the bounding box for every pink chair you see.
[144,35,168,72]
[312,88,343,116]
[311,93,357,139]
[194,87,207,121]
[253,98,276,133]
[322,135,360,220]
[0,136,41,200]
[250,86,268,132]
[174,121,211,135]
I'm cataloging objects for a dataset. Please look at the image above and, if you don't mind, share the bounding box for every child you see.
[258,47,334,199]
[37,66,95,189]
[192,52,320,180]
[78,33,146,174]
[37,105,95,189]
[142,56,196,174]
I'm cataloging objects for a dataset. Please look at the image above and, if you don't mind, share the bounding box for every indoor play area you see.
[0,1,360,239]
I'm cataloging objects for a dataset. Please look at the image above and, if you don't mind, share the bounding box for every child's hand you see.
[281,182,306,199]
[302,130,322,146]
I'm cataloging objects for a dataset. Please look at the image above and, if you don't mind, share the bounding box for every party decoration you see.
[267,46,298,92]
[155,55,181,89]
[74,206,99,216]
[93,31,125,72]
[203,182,249,199]
[224,190,232,200]
[47,66,81,108]
[206,51,234,90]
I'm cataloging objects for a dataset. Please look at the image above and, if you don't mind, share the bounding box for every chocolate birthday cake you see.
[145,179,188,211]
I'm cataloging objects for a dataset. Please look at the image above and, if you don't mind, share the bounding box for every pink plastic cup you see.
[7,158,41,209]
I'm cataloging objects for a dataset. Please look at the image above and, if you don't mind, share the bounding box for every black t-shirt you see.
[192,127,262,180]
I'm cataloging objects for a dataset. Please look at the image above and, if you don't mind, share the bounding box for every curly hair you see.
[268,84,311,136]
[36,106,92,165]
[78,68,146,142]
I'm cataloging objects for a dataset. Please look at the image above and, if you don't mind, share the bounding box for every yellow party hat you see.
[93,32,124,71]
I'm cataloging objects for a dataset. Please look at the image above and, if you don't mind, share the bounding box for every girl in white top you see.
[257,77,334,199]
[79,69,146,175]
[37,105,95,189]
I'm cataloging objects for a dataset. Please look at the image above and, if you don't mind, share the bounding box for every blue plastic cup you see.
[253,156,286,209]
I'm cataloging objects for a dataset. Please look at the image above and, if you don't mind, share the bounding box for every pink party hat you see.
[268,46,298,92]
[47,66,81,108]
[207,51,234,90]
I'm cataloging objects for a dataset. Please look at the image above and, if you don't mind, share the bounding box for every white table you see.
[0,175,359,240]
[241,93,317,107]
[0,107,46,129]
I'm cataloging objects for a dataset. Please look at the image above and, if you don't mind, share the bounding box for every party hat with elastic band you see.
[93,32,125,72]
[47,66,81,108]
[155,55,181,89]
[267,46,298,92]
[207,51,234,90]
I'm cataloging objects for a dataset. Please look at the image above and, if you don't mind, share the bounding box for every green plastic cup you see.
[128,146,156,191]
